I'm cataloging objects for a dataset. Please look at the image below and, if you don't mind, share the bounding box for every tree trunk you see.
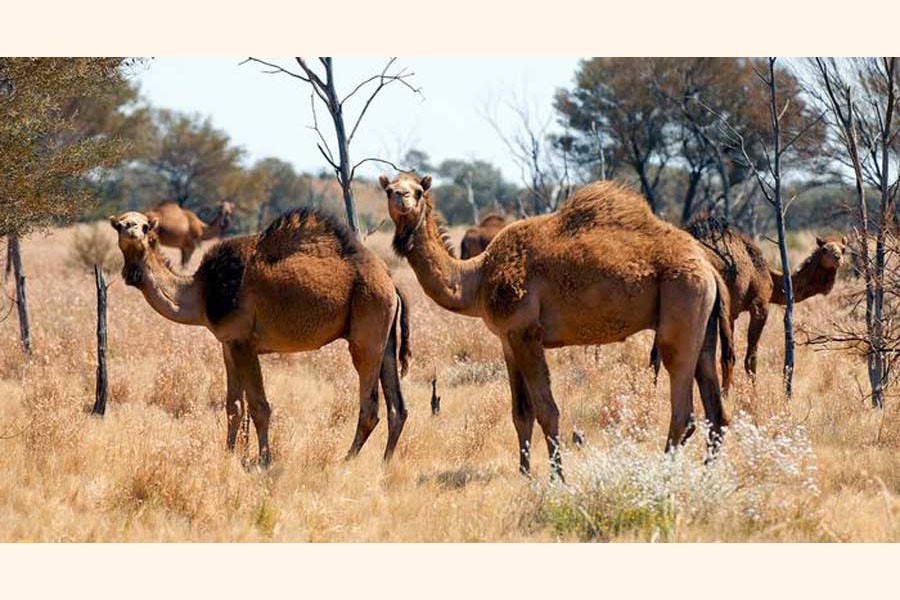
[92,265,109,416]
[9,236,31,356]
[3,238,11,283]
[256,201,268,233]
[323,58,360,236]
[774,206,795,397]
[680,168,703,225]
[465,172,478,224]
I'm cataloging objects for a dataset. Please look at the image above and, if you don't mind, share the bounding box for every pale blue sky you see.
[135,57,582,181]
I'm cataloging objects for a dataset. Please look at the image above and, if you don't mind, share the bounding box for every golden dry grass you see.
[1,222,898,542]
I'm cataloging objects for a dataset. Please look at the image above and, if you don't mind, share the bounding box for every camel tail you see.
[395,285,412,378]
[713,271,735,393]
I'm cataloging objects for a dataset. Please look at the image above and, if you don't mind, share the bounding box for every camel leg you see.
[694,313,729,453]
[745,302,768,379]
[507,325,562,481]
[346,341,383,459]
[502,341,535,476]
[658,280,712,453]
[222,343,245,451]
[379,311,407,460]
[231,343,272,467]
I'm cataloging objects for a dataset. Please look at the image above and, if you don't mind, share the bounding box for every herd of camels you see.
[109,173,846,479]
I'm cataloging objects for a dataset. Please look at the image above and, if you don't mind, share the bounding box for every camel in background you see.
[460,214,508,259]
[146,201,234,268]
[382,173,733,479]
[110,207,411,466]
[650,214,847,380]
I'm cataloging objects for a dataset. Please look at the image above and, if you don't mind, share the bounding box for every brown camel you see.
[650,214,847,380]
[146,201,235,268]
[460,214,508,259]
[381,173,734,479]
[109,207,411,466]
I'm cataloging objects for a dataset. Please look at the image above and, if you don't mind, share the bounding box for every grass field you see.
[1,222,898,542]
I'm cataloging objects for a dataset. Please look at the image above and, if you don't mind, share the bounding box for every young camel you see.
[110,207,411,466]
[650,214,847,380]
[381,173,734,479]
[146,201,234,269]
[460,214,508,259]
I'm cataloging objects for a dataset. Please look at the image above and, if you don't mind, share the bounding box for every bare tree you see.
[484,93,574,216]
[803,57,900,408]
[704,58,824,397]
[243,57,421,236]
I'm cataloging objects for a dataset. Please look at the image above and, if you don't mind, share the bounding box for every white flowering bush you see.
[534,411,820,541]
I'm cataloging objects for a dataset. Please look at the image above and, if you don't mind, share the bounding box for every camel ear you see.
[420,175,432,191]
[108,216,121,232]
[816,236,825,247]
[378,174,391,190]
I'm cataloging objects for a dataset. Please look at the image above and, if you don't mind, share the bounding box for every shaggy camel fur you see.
[146,201,234,268]
[381,173,734,479]
[110,207,411,466]
[650,215,847,379]
[460,214,508,259]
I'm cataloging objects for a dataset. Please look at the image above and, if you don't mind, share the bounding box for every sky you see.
[135,57,582,182]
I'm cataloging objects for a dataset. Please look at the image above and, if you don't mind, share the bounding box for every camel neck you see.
[201,215,225,241]
[769,252,836,305]
[400,204,484,316]
[126,245,206,326]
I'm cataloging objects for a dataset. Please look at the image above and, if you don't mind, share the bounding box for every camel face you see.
[217,201,234,233]
[109,211,158,253]
[816,236,847,270]
[380,173,431,224]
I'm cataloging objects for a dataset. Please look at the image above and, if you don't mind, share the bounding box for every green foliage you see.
[0,58,138,236]
[432,158,520,224]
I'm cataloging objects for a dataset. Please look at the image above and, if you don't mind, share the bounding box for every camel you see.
[381,172,734,479]
[146,201,235,268]
[460,214,508,259]
[650,214,847,380]
[109,207,411,466]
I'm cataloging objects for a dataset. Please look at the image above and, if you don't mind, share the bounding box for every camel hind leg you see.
[222,343,245,451]
[694,309,729,453]
[657,278,714,452]
[744,301,768,379]
[345,289,394,459]
[379,300,408,460]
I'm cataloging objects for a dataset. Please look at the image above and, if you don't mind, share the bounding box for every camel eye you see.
[142,223,149,234]
[415,190,423,200]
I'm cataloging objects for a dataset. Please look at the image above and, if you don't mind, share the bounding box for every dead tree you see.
[483,94,573,216]
[243,57,421,236]
[705,58,824,397]
[804,57,899,408]
[91,265,110,415]
[8,235,31,356]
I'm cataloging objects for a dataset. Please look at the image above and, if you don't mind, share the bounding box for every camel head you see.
[215,201,235,232]
[815,235,848,270]
[109,211,159,285]
[381,172,433,255]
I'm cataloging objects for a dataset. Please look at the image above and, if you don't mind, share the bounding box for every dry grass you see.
[1,223,898,542]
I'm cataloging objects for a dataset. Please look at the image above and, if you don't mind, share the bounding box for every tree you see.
[249,158,319,231]
[0,58,134,355]
[243,57,421,236]
[69,224,121,415]
[804,57,900,408]
[432,158,520,224]
[556,58,671,213]
[144,109,244,210]
[484,93,574,216]
[708,58,824,397]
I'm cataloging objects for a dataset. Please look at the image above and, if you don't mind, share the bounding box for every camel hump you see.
[479,214,507,227]
[196,240,249,325]
[557,181,657,234]
[256,206,360,263]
